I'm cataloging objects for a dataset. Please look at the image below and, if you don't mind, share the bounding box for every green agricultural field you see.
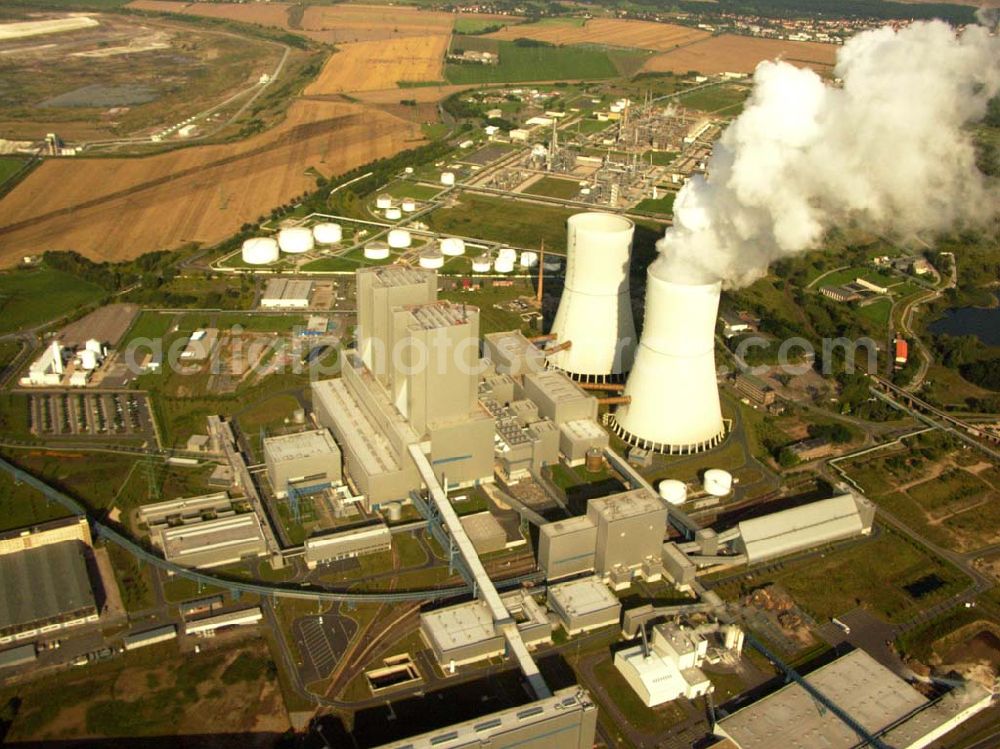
[445,40,620,84]
[426,193,574,251]
[818,267,898,291]
[0,267,106,335]
[380,180,443,201]
[121,311,177,348]
[675,85,748,115]
[213,313,307,333]
[523,176,582,200]
[857,298,892,328]
[634,193,675,216]
[0,155,31,189]
[0,470,72,532]
[454,17,507,34]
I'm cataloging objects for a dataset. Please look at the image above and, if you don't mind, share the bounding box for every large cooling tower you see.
[548,212,637,381]
[613,270,726,454]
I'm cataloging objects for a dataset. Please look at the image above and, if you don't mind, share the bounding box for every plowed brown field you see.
[300,4,454,42]
[0,101,421,264]
[642,34,837,75]
[488,18,709,51]
[304,35,450,94]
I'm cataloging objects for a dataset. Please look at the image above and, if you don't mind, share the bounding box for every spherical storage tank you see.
[387,229,411,249]
[658,479,687,506]
[278,227,314,254]
[313,222,342,245]
[242,237,279,265]
[440,237,465,256]
[364,241,391,260]
[385,207,402,220]
[441,171,456,186]
[472,255,492,273]
[703,469,733,497]
[419,250,444,269]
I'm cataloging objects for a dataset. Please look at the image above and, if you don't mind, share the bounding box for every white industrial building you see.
[183,606,263,637]
[303,523,392,569]
[20,341,65,386]
[547,576,621,635]
[260,278,313,309]
[548,212,637,381]
[155,513,268,569]
[263,428,341,498]
[715,649,993,749]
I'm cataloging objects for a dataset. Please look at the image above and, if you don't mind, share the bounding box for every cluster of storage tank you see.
[656,469,733,506]
[240,223,342,265]
[375,194,418,220]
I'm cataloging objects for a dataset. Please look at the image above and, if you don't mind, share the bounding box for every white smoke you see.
[654,20,1000,288]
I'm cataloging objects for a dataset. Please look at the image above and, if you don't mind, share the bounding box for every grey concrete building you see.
[518,370,597,425]
[559,418,609,466]
[421,599,504,668]
[538,516,597,580]
[588,489,668,585]
[483,330,546,377]
[137,493,234,529]
[547,576,621,635]
[304,523,392,569]
[263,428,341,498]
[156,513,267,569]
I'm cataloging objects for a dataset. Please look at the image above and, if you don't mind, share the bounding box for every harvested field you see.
[642,34,837,75]
[489,18,709,52]
[127,0,302,33]
[300,4,454,43]
[305,35,450,94]
[0,101,421,265]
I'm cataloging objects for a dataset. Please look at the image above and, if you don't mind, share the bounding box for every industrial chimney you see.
[548,212,637,381]
[613,269,725,453]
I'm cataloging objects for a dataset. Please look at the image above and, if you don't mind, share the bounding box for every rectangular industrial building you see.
[733,493,875,565]
[260,278,313,309]
[559,419,609,466]
[460,512,507,555]
[372,686,597,749]
[539,516,597,580]
[157,513,268,569]
[263,428,342,498]
[588,489,668,584]
[519,371,597,425]
[303,523,392,569]
[547,576,621,635]
[123,624,177,651]
[184,606,262,637]
[483,331,546,377]
[138,493,234,529]
[615,622,713,707]
[0,644,37,670]
[421,600,503,668]
[715,649,992,749]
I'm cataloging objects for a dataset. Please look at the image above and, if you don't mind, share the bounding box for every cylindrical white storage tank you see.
[703,469,733,497]
[364,241,391,260]
[385,207,402,220]
[548,212,637,380]
[440,237,465,256]
[494,257,514,273]
[472,255,492,273]
[387,502,403,521]
[376,194,392,209]
[79,349,98,371]
[497,247,517,264]
[441,171,455,186]
[387,229,411,249]
[519,251,538,269]
[419,250,444,269]
[658,479,687,506]
[278,227,314,254]
[613,271,726,454]
[241,237,279,265]
[401,198,417,213]
[312,222,342,244]
[85,338,102,355]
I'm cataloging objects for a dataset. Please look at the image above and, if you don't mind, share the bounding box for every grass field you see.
[633,193,675,215]
[445,40,620,84]
[425,193,574,251]
[523,176,582,200]
[0,470,72,532]
[857,298,892,328]
[0,267,106,335]
[454,17,506,34]
[0,156,30,187]
[645,150,678,166]
[674,85,749,115]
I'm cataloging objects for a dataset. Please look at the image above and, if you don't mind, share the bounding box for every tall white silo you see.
[548,212,637,381]
[613,269,726,454]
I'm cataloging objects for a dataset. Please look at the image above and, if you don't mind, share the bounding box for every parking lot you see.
[28,390,155,440]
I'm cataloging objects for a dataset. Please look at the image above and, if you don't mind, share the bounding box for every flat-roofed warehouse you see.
[547,576,621,635]
[156,514,267,569]
[732,493,875,565]
[715,649,992,749]
[260,278,313,309]
[0,538,99,644]
[539,516,597,580]
[264,428,342,498]
[421,599,503,667]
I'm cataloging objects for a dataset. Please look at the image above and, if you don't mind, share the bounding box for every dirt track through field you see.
[0,101,421,264]
[642,34,838,75]
[304,35,450,94]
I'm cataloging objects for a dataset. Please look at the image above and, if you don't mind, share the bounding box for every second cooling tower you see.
[548,212,637,381]
[613,269,726,454]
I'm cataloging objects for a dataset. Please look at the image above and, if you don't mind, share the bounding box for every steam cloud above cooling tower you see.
[655,19,1000,288]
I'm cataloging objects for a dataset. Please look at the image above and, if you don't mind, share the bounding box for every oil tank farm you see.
[278,227,314,254]
[241,237,279,265]
[312,222,343,245]
[614,270,725,454]
[548,212,637,382]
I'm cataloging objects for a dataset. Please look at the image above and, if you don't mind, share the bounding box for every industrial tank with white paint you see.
[387,229,411,248]
[548,212,637,381]
[312,222,342,244]
[440,237,465,256]
[364,241,391,261]
[278,227,314,254]
[613,271,726,454]
[241,237,279,265]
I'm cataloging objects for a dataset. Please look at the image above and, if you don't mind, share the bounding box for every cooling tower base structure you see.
[612,271,727,455]
[548,212,637,380]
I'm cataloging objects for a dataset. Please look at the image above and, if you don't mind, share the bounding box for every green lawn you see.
[426,193,573,251]
[675,85,748,114]
[454,17,507,34]
[523,176,582,200]
[380,180,442,201]
[0,155,30,188]
[445,40,619,84]
[644,150,678,166]
[857,298,892,328]
[0,470,73,532]
[0,267,107,335]
[633,192,675,216]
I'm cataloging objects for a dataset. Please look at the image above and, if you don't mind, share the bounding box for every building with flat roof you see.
[460,511,507,555]
[715,649,992,749]
[156,513,267,569]
[421,599,503,668]
[547,576,621,635]
[372,686,597,749]
[483,331,546,377]
[0,644,37,670]
[123,625,177,651]
[733,493,874,565]
[304,523,392,569]
[588,489,667,587]
[137,493,234,529]
[559,418,609,466]
[183,607,263,637]
[734,373,775,406]
[263,428,342,498]
[539,516,597,580]
[518,370,597,425]
[260,278,313,309]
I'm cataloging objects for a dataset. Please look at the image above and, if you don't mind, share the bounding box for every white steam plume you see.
[654,20,1000,288]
